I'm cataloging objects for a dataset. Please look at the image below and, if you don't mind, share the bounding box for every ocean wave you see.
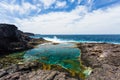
[43,36,102,43]
[43,36,76,43]
[41,35,120,44]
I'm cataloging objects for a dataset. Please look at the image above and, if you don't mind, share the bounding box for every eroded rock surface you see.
[78,43,120,80]
[0,62,78,80]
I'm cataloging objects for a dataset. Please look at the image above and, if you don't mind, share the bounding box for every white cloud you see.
[40,0,56,9]
[15,5,120,34]
[70,0,74,3]
[78,0,81,4]
[55,1,67,8]
[88,0,92,4]
[0,1,37,16]
[71,6,120,34]
[0,0,120,34]
[15,6,87,34]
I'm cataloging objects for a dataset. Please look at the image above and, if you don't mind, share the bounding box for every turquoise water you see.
[24,43,82,73]
[32,35,120,44]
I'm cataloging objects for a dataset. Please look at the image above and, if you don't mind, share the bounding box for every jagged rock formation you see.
[0,24,31,53]
[0,24,46,55]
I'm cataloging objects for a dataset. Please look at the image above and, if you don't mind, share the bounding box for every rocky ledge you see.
[0,61,78,80]
[77,43,120,80]
[0,24,47,56]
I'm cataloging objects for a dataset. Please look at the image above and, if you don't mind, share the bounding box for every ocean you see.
[25,34,120,77]
[33,34,120,44]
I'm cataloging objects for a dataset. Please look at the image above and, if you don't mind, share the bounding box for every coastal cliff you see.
[0,24,46,55]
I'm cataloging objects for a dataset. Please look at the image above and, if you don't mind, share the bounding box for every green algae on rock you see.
[0,51,25,69]
[23,43,92,79]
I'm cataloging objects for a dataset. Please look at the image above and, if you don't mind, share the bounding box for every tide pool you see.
[24,43,91,78]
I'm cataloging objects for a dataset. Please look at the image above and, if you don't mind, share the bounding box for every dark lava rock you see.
[77,43,120,80]
[0,24,32,53]
[24,32,35,36]
[0,24,49,56]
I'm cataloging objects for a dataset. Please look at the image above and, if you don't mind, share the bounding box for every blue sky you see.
[0,0,120,34]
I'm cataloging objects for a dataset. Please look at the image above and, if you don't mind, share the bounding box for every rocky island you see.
[0,24,119,80]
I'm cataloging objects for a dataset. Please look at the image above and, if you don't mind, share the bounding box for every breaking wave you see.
[43,36,76,43]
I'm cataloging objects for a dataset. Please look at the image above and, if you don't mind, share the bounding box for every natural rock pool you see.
[24,43,91,78]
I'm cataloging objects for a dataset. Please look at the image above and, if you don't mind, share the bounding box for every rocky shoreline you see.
[0,24,120,80]
[0,43,119,80]
[77,43,120,80]
[0,24,79,80]
[0,24,48,56]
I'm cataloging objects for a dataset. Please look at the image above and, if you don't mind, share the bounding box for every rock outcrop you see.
[24,32,35,36]
[0,24,46,55]
[0,24,31,53]
[77,43,120,80]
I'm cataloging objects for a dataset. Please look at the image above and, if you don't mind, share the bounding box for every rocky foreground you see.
[77,43,120,80]
[0,42,119,80]
[0,61,78,80]
[0,24,120,80]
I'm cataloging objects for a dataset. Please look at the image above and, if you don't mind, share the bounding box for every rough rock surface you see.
[0,24,47,55]
[77,43,120,80]
[0,24,31,52]
[0,62,78,80]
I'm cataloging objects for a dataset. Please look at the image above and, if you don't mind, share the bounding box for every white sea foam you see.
[42,36,120,44]
[43,36,76,43]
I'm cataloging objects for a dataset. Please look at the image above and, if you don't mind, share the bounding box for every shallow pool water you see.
[23,43,90,78]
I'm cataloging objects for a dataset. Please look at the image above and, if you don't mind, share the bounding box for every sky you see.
[0,0,120,34]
